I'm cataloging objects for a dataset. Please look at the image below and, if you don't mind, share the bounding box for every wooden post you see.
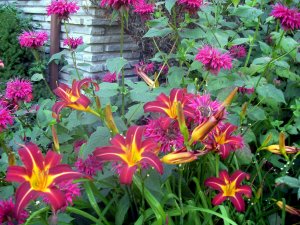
[49,14,60,90]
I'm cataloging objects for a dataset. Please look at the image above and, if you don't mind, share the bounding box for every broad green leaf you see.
[230,38,249,46]
[75,43,88,52]
[125,103,144,123]
[257,84,286,104]
[48,49,68,64]
[179,28,206,39]
[144,28,173,38]
[167,66,186,87]
[230,5,263,20]
[276,69,300,82]
[165,0,176,14]
[0,186,14,199]
[281,37,298,59]
[247,106,266,121]
[275,176,300,188]
[31,73,44,82]
[116,194,130,225]
[235,144,253,165]
[231,0,240,7]
[106,57,128,74]
[147,17,169,28]
[259,41,272,55]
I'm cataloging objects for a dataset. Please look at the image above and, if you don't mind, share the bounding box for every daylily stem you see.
[66,207,99,223]
[24,206,50,225]
[120,13,125,119]
[178,166,184,225]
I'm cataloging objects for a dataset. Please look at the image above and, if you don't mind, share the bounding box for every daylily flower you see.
[205,170,252,212]
[276,200,300,216]
[161,148,209,164]
[144,88,194,119]
[93,126,163,184]
[6,143,87,216]
[203,123,244,159]
[52,78,99,121]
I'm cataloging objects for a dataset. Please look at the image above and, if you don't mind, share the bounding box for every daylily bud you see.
[8,152,16,166]
[279,132,287,158]
[220,87,238,109]
[262,145,298,155]
[261,133,272,148]
[104,104,119,135]
[95,95,101,110]
[136,67,155,88]
[154,72,160,88]
[240,102,248,119]
[161,151,198,164]
[51,125,60,152]
[276,200,300,216]
[176,102,189,144]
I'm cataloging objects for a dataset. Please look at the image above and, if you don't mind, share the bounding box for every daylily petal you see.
[219,144,231,159]
[110,134,127,151]
[141,138,159,152]
[236,185,252,198]
[43,187,66,211]
[6,165,29,183]
[204,177,225,191]
[141,152,163,174]
[212,193,227,206]
[15,182,38,217]
[170,88,184,103]
[18,143,44,173]
[45,151,62,169]
[49,164,87,184]
[230,170,250,184]
[229,194,245,212]
[219,170,230,184]
[119,165,137,184]
[144,101,172,117]
[75,95,91,109]
[52,101,67,121]
[53,85,72,102]
[93,147,125,161]
[161,151,198,164]
[126,126,144,152]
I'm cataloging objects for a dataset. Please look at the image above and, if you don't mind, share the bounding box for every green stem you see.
[244,19,260,67]
[178,167,184,225]
[120,13,125,119]
[24,206,50,225]
[215,154,219,176]
[204,12,221,48]
[66,207,99,223]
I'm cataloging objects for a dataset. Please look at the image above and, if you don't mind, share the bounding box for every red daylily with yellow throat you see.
[6,143,87,216]
[93,126,163,184]
[144,88,193,119]
[205,170,252,212]
[52,78,99,121]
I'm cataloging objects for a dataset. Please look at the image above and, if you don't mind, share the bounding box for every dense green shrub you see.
[0,4,33,88]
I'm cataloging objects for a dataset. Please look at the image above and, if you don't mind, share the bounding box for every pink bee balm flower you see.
[271,4,300,31]
[0,107,13,131]
[195,45,232,75]
[47,0,80,20]
[18,31,48,48]
[63,37,83,50]
[73,139,87,153]
[102,72,117,83]
[0,59,4,68]
[75,154,103,176]
[188,94,223,124]
[203,123,244,159]
[100,0,137,10]
[205,170,252,212]
[238,86,254,95]
[5,78,33,103]
[145,117,184,153]
[0,198,29,225]
[178,0,203,13]
[134,0,155,18]
[229,45,247,59]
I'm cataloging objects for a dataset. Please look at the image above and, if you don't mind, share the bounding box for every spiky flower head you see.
[47,0,80,20]
[134,0,155,18]
[5,78,33,103]
[271,4,300,31]
[195,45,232,75]
[0,107,13,132]
[19,31,48,48]
[102,72,117,83]
[0,198,29,225]
[178,0,203,13]
[63,37,83,50]
[75,155,103,176]
[100,0,138,10]
[229,45,247,59]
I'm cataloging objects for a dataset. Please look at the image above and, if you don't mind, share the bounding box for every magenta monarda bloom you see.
[229,45,247,59]
[178,0,203,13]
[5,78,33,103]
[0,198,29,225]
[134,0,155,18]
[47,0,80,20]
[102,72,117,83]
[145,117,184,153]
[188,94,222,124]
[19,31,48,48]
[0,107,13,131]
[205,170,252,212]
[63,37,83,50]
[203,123,244,159]
[75,154,103,176]
[0,59,4,68]
[271,4,300,31]
[100,0,137,10]
[195,45,232,75]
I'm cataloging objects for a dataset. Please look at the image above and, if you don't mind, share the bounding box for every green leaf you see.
[75,43,88,52]
[144,27,173,38]
[275,176,300,188]
[106,57,128,74]
[147,17,169,28]
[230,5,263,20]
[0,186,14,199]
[230,38,249,46]
[281,37,298,59]
[31,73,44,82]
[165,0,176,14]
[48,49,68,64]
[231,0,240,7]
[259,41,272,55]
[235,144,253,165]
[116,194,130,225]
[133,176,166,225]
[247,106,266,121]
[257,84,286,104]
[276,69,300,82]
[179,28,206,39]
[167,66,186,87]
[125,103,144,123]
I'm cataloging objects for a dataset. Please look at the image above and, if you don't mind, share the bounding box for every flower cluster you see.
[0,107,13,132]
[100,0,138,10]
[178,0,203,14]
[133,0,155,18]
[229,45,247,59]
[195,45,232,75]
[102,72,117,83]
[0,198,28,225]
[18,31,48,48]
[5,79,33,103]
[271,4,300,31]
[75,154,103,176]
[63,37,83,50]
[47,0,80,20]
